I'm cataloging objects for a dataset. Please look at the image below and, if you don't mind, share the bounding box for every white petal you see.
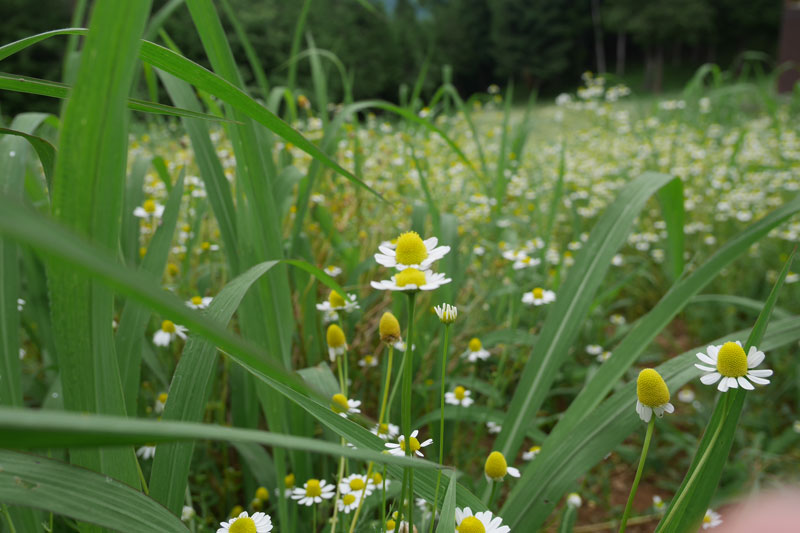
[507,466,520,477]
[726,376,738,389]
[695,364,716,372]
[663,403,675,413]
[718,378,729,392]
[706,345,720,359]
[423,237,438,249]
[746,374,770,385]
[640,406,652,422]
[748,368,773,377]
[696,352,716,365]
[700,372,722,385]
[378,245,396,257]
[747,348,765,368]
[737,377,754,390]
[374,253,396,267]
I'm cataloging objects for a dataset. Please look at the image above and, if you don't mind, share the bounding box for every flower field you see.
[1,3,799,533]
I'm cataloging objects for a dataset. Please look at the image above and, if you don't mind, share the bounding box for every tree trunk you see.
[591,0,606,73]
[616,32,626,76]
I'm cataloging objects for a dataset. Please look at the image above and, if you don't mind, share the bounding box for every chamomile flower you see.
[484,451,520,482]
[155,392,168,413]
[133,198,165,219]
[374,231,450,270]
[316,290,359,313]
[522,287,556,306]
[567,493,582,508]
[187,295,213,309]
[678,388,696,403]
[652,495,666,513]
[358,354,379,368]
[330,393,361,417]
[635,369,674,422]
[324,265,342,277]
[16,298,24,311]
[379,312,402,344]
[454,507,510,533]
[371,422,400,440]
[291,478,335,506]
[445,386,474,407]
[181,506,195,522]
[702,508,722,529]
[585,344,603,356]
[522,445,541,461]
[596,350,612,363]
[385,429,433,457]
[337,491,362,513]
[434,303,458,324]
[339,473,375,497]
[486,421,502,434]
[512,255,541,270]
[326,324,347,361]
[281,473,295,498]
[695,341,772,391]
[216,511,272,533]
[371,268,452,292]
[136,445,156,460]
[153,320,187,347]
[462,338,490,362]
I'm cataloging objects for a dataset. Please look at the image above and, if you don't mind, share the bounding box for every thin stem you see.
[347,462,374,533]
[312,503,317,533]
[619,416,656,533]
[1,503,18,533]
[430,324,451,533]
[330,439,347,533]
[381,465,388,533]
[402,292,417,533]
[488,481,499,509]
[337,356,346,395]
[378,346,395,426]
[135,454,150,495]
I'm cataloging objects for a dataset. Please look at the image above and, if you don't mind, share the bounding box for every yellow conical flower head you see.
[395,268,426,288]
[716,341,748,377]
[372,472,383,485]
[379,312,401,343]
[532,287,544,299]
[230,518,255,533]
[328,290,345,308]
[395,231,428,265]
[349,477,366,491]
[636,369,670,407]
[191,296,203,306]
[305,479,322,497]
[331,393,349,414]
[143,199,156,213]
[458,516,485,533]
[484,451,508,479]
[326,324,346,348]
[284,473,295,488]
[161,320,176,333]
[454,386,466,400]
[255,486,269,501]
[468,338,482,351]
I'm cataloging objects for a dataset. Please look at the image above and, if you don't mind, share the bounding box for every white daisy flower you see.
[596,350,612,363]
[316,290,359,313]
[371,422,400,440]
[635,369,675,423]
[186,295,213,309]
[513,255,541,270]
[585,344,603,356]
[702,508,722,529]
[652,495,666,513]
[678,388,695,403]
[133,199,165,219]
[155,392,168,413]
[371,268,451,292]
[445,386,474,407]
[153,320,187,347]
[462,338,490,362]
[694,341,773,392]
[291,479,335,506]
[567,492,582,508]
[434,303,458,324]
[484,451,520,482]
[522,445,541,461]
[136,445,156,460]
[610,314,626,326]
[17,298,25,311]
[455,507,510,533]
[216,511,272,533]
[180,506,195,522]
[385,429,433,457]
[374,231,450,271]
[331,393,361,417]
[326,324,347,361]
[486,421,502,434]
[358,354,379,368]
[337,491,362,513]
[324,265,342,277]
[393,340,415,352]
[322,309,339,324]
[339,473,374,497]
[522,287,556,306]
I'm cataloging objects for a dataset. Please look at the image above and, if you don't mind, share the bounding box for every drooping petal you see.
[695,363,716,372]
[737,376,754,390]
[747,374,770,385]
[748,369,773,377]
[700,372,722,385]
[696,352,716,365]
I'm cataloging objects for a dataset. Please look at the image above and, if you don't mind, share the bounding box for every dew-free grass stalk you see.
[430,322,451,533]
[1,503,17,533]
[402,292,417,531]
[618,416,655,533]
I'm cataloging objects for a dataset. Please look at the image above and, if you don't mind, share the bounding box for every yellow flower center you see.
[201,241,211,251]
[143,199,156,213]
[349,478,365,491]
[485,451,508,479]
[399,436,421,453]
[703,514,711,523]
[364,355,374,365]
[327,324,346,348]
[395,232,428,265]
[532,287,544,299]
[305,479,322,497]
[331,393,349,413]
[328,290,345,308]
[458,516,486,533]
[255,487,269,501]
[395,268,426,288]
[157,392,168,404]
[229,517,255,533]
[229,505,243,518]
[636,369,670,407]
[529,445,541,453]
[191,296,203,306]
[386,519,396,530]
[372,472,383,485]
[182,224,191,232]
[343,494,356,506]
[716,342,748,377]
[378,423,390,435]
[167,263,179,276]
[284,473,295,488]
[161,320,175,333]
[454,386,466,400]
[380,312,401,343]
[468,338,482,352]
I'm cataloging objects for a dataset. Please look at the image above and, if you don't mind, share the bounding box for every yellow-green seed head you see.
[395,268,426,288]
[255,486,269,501]
[468,338,482,352]
[328,290,345,308]
[395,231,428,265]
[326,324,346,348]
[380,312,401,343]
[716,342,748,377]
[484,451,508,479]
[284,473,295,488]
[331,393,349,414]
[636,369,670,407]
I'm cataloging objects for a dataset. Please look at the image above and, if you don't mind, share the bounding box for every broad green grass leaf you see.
[0,126,55,186]
[493,172,677,462]
[691,294,792,320]
[435,472,457,533]
[0,450,188,533]
[656,177,685,280]
[655,248,795,532]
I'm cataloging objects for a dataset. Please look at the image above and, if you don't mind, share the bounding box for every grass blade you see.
[435,472,457,533]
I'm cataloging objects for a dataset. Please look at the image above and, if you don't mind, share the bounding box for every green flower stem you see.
[1,503,17,533]
[338,318,349,396]
[488,480,499,509]
[378,346,395,426]
[330,438,347,533]
[402,292,417,532]
[381,465,388,533]
[619,416,656,533]
[336,356,346,395]
[430,323,451,533]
